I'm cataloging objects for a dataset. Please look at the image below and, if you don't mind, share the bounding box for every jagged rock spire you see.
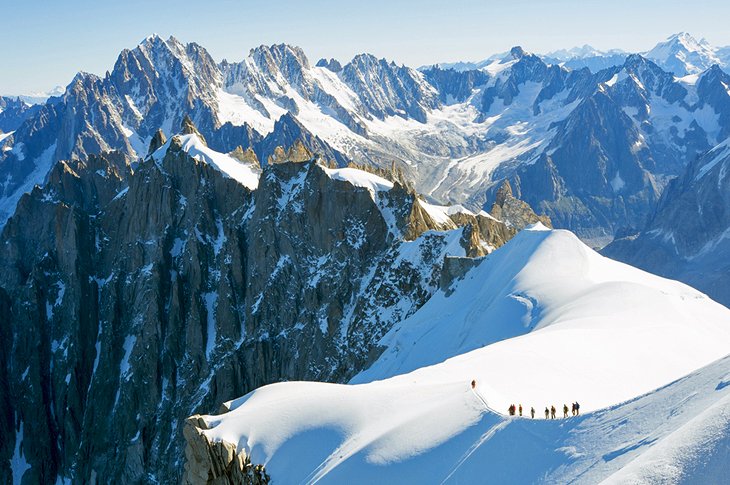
[267,140,313,164]
[495,179,513,206]
[229,146,260,167]
[491,179,552,230]
[147,129,167,155]
[181,114,207,146]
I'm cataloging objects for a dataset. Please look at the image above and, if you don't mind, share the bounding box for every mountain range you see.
[3,31,730,483]
[2,32,730,246]
[435,32,730,76]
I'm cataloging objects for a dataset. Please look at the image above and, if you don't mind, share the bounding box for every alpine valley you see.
[2,31,730,484]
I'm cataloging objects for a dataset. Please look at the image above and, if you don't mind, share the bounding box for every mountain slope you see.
[604,136,730,307]
[184,226,730,483]
[0,116,533,483]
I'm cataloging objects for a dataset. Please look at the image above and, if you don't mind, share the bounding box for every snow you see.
[644,32,722,75]
[604,73,619,87]
[0,143,57,227]
[610,171,625,192]
[322,166,394,194]
[203,291,218,358]
[216,88,275,135]
[11,422,30,484]
[677,73,701,85]
[121,125,147,158]
[171,237,186,258]
[197,227,730,483]
[112,186,129,201]
[417,200,475,227]
[120,335,136,379]
[0,131,13,144]
[152,134,260,189]
[696,137,730,180]
[477,209,500,222]
[483,58,518,76]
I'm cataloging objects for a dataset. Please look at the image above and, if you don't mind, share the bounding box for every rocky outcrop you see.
[228,146,259,166]
[439,256,482,293]
[148,128,168,155]
[183,416,269,485]
[490,180,552,230]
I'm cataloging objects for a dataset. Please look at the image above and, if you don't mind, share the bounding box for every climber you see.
[550,405,556,419]
[471,379,476,389]
[563,404,569,418]
[571,402,576,416]
[575,402,580,415]
[508,404,515,416]
[531,407,535,419]
[519,404,523,416]
[544,407,549,419]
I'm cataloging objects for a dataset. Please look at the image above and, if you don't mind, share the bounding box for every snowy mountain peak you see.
[668,32,707,50]
[140,32,163,44]
[644,32,723,76]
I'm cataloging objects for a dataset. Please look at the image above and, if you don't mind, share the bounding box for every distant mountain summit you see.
[643,32,729,76]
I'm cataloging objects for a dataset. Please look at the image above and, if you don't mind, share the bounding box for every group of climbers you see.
[471,380,580,419]
[506,400,580,420]
[538,402,579,419]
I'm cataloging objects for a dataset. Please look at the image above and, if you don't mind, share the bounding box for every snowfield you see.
[195,225,730,483]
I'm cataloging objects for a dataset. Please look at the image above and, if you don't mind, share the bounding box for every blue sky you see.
[2,0,730,94]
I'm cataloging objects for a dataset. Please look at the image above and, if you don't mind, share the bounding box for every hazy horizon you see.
[2,0,730,94]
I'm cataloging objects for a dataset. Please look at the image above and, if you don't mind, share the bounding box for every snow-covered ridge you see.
[355,227,730,411]
[195,226,730,482]
[152,133,260,189]
[321,166,394,194]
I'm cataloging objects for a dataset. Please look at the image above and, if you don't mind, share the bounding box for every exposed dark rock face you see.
[0,131,532,482]
[420,67,489,104]
[148,128,168,155]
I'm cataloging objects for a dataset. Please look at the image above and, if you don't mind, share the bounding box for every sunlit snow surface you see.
[321,166,394,194]
[199,226,730,483]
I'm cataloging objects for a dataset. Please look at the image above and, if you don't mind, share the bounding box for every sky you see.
[2,0,730,94]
